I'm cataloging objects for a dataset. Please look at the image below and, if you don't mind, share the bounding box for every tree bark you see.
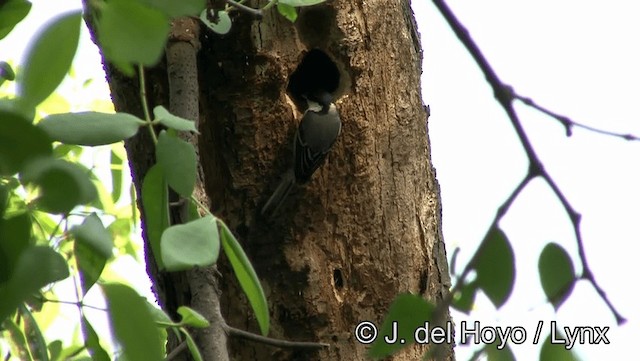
[88,0,452,360]
[199,1,452,360]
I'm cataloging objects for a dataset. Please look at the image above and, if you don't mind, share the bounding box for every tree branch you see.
[223,323,330,349]
[164,341,188,361]
[515,93,640,141]
[432,0,626,324]
[225,0,263,18]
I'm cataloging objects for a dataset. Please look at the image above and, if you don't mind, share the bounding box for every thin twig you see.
[138,64,158,144]
[516,94,640,141]
[432,0,625,324]
[38,297,107,312]
[225,0,263,18]
[223,323,329,349]
[165,341,188,361]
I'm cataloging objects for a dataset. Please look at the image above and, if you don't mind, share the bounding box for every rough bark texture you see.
[89,0,452,360]
[199,1,452,360]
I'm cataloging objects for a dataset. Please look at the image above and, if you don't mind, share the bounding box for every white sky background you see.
[411,1,639,360]
[1,1,637,360]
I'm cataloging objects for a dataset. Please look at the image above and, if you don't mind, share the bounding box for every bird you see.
[261,91,341,216]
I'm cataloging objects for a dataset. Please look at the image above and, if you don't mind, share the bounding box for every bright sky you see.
[1,1,637,360]
[412,1,639,360]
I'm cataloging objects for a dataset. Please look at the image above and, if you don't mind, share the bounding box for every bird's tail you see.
[261,169,296,217]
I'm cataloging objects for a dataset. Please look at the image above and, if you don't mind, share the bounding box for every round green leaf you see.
[38,111,144,145]
[156,131,196,198]
[21,158,97,214]
[18,11,81,107]
[219,220,269,336]
[473,227,515,308]
[368,294,435,359]
[0,110,52,175]
[200,9,231,35]
[97,0,170,73]
[538,243,576,309]
[102,284,164,361]
[161,215,220,271]
[71,213,114,258]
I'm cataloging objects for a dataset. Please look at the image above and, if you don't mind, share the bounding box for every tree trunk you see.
[93,0,452,360]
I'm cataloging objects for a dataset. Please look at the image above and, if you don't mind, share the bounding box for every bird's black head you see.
[308,90,333,113]
[287,49,339,113]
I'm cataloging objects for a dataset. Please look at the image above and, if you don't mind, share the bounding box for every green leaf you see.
[137,0,206,17]
[538,243,575,309]
[156,130,197,198]
[146,303,173,325]
[71,213,114,258]
[472,227,515,308]
[540,331,580,361]
[74,241,107,295]
[182,329,203,361]
[102,283,163,361]
[97,0,170,74]
[485,343,516,361]
[47,340,62,361]
[20,305,49,361]
[278,0,326,6]
[141,164,169,270]
[38,112,144,146]
[451,281,477,314]
[52,143,83,159]
[199,9,231,35]
[153,106,198,132]
[368,294,435,359]
[18,11,81,108]
[277,3,297,22]
[0,246,69,323]
[0,183,7,219]
[0,212,32,283]
[161,215,219,271]
[81,316,110,361]
[0,110,52,176]
[0,0,32,40]
[3,318,33,361]
[72,214,112,294]
[21,158,97,214]
[0,61,16,86]
[219,220,269,335]
[177,306,210,328]
[110,149,124,203]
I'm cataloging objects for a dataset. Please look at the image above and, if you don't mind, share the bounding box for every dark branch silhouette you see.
[432,0,626,324]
